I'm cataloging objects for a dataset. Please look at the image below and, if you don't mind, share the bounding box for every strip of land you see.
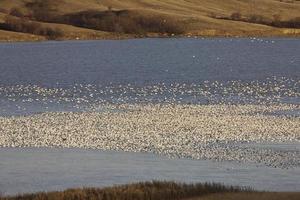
[0,181,299,200]
[0,0,299,42]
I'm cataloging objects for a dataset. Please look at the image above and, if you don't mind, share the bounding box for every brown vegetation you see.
[59,10,185,35]
[0,16,63,39]
[0,181,251,200]
[0,30,43,42]
[1,181,299,200]
[0,8,8,14]
[217,12,300,29]
[24,0,60,22]
[190,192,300,200]
[9,8,25,18]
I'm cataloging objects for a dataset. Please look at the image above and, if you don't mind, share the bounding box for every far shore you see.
[1,30,300,43]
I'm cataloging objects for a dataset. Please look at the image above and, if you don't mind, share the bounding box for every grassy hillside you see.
[0,0,299,41]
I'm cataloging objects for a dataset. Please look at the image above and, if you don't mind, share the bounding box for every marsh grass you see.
[0,181,251,200]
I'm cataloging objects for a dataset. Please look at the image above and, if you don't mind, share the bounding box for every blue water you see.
[0,38,299,195]
[0,38,299,116]
[0,147,299,196]
[0,38,299,87]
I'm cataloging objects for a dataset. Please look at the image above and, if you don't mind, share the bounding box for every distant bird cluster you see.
[0,76,299,168]
[0,77,299,114]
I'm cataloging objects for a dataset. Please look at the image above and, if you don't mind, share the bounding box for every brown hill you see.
[0,0,299,41]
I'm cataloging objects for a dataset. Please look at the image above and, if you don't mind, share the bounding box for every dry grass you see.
[58,10,185,35]
[0,29,43,42]
[0,0,299,41]
[0,181,251,200]
[214,12,300,29]
[1,16,63,39]
[1,181,299,200]
[187,192,300,200]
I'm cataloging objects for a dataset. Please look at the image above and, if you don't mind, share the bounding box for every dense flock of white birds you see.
[0,77,299,168]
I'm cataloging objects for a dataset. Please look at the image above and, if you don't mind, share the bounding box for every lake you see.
[0,38,299,87]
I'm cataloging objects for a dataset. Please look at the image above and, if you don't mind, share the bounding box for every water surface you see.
[1,148,299,196]
[0,38,299,195]
[0,38,299,87]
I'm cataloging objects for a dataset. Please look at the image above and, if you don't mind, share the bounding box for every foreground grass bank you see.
[0,181,299,200]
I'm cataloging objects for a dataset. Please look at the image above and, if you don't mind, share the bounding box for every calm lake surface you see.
[0,38,299,195]
[0,147,300,196]
[0,38,299,87]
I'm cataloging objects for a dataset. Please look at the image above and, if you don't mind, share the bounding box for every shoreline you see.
[1,31,300,43]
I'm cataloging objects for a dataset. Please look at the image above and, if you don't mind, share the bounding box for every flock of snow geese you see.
[0,76,299,168]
